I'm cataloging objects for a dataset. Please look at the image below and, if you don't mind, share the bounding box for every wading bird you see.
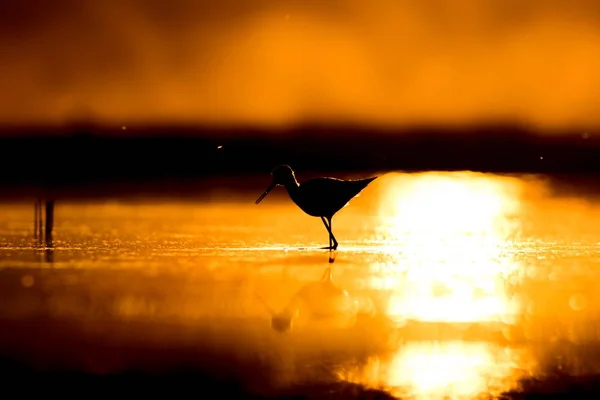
[255,165,377,250]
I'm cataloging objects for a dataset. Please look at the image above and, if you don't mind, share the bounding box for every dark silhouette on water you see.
[255,165,376,250]
[33,199,42,239]
[33,198,54,247]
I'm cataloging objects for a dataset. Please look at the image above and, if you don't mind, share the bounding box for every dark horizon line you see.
[1,130,600,195]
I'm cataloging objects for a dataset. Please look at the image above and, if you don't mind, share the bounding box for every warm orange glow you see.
[2,2,600,128]
[341,341,528,399]
[385,341,523,399]
[373,172,523,323]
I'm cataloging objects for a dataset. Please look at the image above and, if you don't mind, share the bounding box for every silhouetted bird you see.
[255,165,377,249]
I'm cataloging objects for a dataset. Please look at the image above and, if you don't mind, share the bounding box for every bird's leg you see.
[327,217,338,250]
[321,216,333,249]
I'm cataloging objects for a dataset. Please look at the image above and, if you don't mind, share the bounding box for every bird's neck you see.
[282,178,300,196]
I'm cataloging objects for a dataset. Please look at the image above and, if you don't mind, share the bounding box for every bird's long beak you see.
[255,182,276,204]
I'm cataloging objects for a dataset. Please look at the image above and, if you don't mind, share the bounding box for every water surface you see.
[1,171,600,399]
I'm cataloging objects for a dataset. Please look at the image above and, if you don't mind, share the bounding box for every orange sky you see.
[1,0,600,129]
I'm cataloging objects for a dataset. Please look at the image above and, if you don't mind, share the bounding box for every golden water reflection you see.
[330,172,531,398]
[385,341,524,400]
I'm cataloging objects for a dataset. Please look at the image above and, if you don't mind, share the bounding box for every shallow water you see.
[2,171,600,399]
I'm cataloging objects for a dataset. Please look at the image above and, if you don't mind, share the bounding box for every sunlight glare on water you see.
[371,172,523,324]
[385,341,522,400]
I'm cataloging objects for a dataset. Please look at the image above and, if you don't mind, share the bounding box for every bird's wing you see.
[300,177,373,214]
[300,177,347,195]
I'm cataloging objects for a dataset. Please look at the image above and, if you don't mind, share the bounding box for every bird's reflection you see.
[258,267,374,333]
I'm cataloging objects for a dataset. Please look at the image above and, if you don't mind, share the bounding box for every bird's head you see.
[271,164,296,185]
[255,164,297,204]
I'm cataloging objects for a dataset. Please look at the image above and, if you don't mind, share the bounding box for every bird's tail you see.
[355,176,377,191]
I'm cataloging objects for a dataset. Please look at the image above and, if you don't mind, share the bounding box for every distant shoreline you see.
[1,122,600,200]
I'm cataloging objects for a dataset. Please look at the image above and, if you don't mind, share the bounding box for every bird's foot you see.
[320,246,335,250]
